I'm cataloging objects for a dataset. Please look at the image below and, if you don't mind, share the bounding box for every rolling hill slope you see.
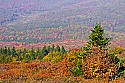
[0,0,125,48]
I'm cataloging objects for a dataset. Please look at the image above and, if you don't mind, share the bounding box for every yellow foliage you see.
[43,52,66,63]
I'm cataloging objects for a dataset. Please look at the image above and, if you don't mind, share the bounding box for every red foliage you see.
[46,60,74,77]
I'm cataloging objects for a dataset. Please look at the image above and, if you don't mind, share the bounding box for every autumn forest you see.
[0,24,125,83]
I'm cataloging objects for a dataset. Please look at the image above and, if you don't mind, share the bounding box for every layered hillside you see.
[0,0,125,48]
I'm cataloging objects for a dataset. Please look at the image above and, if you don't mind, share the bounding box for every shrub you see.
[43,52,66,63]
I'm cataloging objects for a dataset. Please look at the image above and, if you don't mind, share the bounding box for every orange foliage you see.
[47,60,74,77]
[82,46,119,79]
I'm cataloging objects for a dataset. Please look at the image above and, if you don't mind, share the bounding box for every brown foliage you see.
[47,60,74,77]
[82,46,119,79]
[0,61,51,81]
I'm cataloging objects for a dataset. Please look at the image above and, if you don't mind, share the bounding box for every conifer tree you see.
[4,46,7,55]
[39,46,48,59]
[55,45,60,52]
[61,46,66,54]
[7,47,11,55]
[51,44,55,52]
[12,47,16,57]
[0,48,3,54]
[36,48,40,56]
[42,46,47,55]
[87,23,111,48]
[31,47,35,60]
[18,49,23,61]
[23,48,27,55]
[47,46,51,52]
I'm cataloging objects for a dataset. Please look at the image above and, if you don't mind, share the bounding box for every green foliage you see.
[23,48,27,54]
[0,48,3,54]
[83,24,125,80]
[47,46,51,52]
[7,47,11,55]
[81,24,125,80]
[43,52,66,63]
[51,44,55,52]
[0,55,12,63]
[87,24,111,48]
[36,48,41,58]
[38,46,49,60]
[109,53,120,64]
[67,49,85,76]
[12,47,16,57]
[0,45,66,63]
[69,59,83,76]
[109,53,124,70]
[82,46,90,51]
[111,47,124,55]
[4,46,7,55]
[30,47,36,60]
[23,53,31,63]
[55,45,60,52]
[43,45,66,63]
[76,51,87,59]
[61,46,66,54]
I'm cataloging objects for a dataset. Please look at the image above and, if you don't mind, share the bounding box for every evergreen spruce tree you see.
[4,46,7,55]
[23,48,27,55]
[61,46,66,54]
[55,45,60,52]
[31,47,35,60]
[39,46,48,59]
[0,48,3,54]
[47,46,51,52]
[7,47,11,55]
[12,47,16,57]
[81,24,124,79]
[87,23,111,48]
[18,49,23,61]
[51,44,55,52]
[36,48,40,56]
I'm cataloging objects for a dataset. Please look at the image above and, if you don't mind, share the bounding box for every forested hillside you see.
[0,0,125,49]
[0,0,125,82]
[0,24,125,83]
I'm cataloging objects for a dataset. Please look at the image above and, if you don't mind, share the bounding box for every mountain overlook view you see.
[0,0,125,82]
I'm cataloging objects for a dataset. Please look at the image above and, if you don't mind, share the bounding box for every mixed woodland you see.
[0,24,125,83]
